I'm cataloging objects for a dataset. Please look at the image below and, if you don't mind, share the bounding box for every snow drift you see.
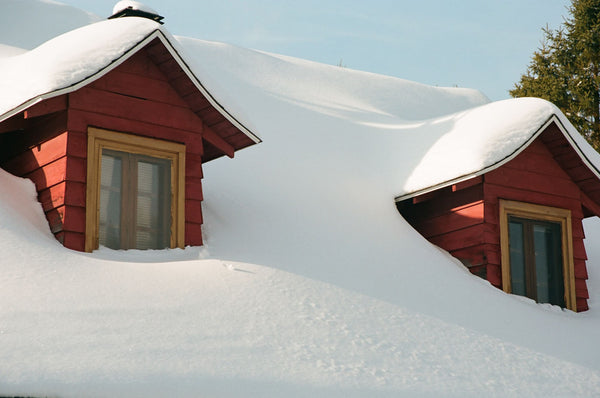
[1,1,600,397]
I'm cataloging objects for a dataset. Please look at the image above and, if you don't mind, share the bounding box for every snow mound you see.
[0,167,599,397]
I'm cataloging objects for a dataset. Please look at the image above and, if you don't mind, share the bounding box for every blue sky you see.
[63,0,571,101]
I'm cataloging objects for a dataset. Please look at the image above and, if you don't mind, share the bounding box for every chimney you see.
[108,1,164,24]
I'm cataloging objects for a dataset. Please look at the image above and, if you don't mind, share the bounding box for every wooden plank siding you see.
[398,125,596,311]
[398,180,488,280]
[482,135,590,311]
[0,46,211,250]
[66,48,206,248]
[0,130,89,249]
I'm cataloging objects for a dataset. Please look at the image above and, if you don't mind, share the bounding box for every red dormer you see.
[0,28,260,252]
[397,117,600,312]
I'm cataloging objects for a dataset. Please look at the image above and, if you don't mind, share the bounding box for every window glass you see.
[508,220,526,296]
[99,151,122,249]
[500,200,575,311]
[533,222,564,307]
[508,216,564,306]
[135,158,170,250]
[99,150,172,250]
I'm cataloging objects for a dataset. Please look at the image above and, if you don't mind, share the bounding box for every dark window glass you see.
[508,221,526,296]
[508,216,564,307]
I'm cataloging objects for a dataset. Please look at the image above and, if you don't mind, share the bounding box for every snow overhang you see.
[0,21,261,147]
[395,114,600,202]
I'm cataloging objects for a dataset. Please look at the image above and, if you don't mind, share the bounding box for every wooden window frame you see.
[85,127,185,251]
[499,199,576,311]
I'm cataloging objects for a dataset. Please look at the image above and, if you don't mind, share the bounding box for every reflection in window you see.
[508,216,564,307]
[99,149,171,250]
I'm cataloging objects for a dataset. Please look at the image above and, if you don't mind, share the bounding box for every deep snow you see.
[0,1,599,397]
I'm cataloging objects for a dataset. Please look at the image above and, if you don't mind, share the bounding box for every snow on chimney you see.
[109,1,164,24]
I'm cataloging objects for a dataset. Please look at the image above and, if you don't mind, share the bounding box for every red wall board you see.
[68,109,200,150]
[414,202,484,239]
[577,298,589,312]
[45,207,64,234]
[185,222,203,246]
[449,245,488,267]
[66,131,88,158]
[116,50,168,81]
[574,259,589,279]
[38,183,66,212]
[38,181,86,212]
[185,199,203,224]
[185,177,203,201]
[484,183,583,218]
[428,224,495,252]
[575,279,589,299]
[185,153,204,179]
[69,87,205,134]
[572,217,585,239]
[2,132,67,176]
[487,264,502,287]
[65,156,86,183]
[573,239,588,261]
[61,231,85,252]
[90,70,189,108]
[25,156,67,191]
[62,205,86,234]
[485,168,580,199]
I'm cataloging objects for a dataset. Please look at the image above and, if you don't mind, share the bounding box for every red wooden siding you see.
[398,125,595,311]
[66,48,206,248]
[397,180,488,279]
[1,130,87,249]
[0,45,219,250]
[483,136,589,311]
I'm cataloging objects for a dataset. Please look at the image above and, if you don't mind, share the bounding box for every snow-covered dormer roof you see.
[0,17,260,146]
[395,98,600,201]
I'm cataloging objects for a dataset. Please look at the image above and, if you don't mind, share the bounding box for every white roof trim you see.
[395,114,600,202]
[0,29,261,145]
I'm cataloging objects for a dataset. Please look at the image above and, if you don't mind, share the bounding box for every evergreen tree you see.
[510,0,600,149]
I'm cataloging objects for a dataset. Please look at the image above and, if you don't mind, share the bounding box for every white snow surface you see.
[112,0,159,16]
[0,17,160,121]
[1,1,600,397]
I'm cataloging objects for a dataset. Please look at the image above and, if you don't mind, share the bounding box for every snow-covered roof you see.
[0,17,260,145]
[175,37,600,203]
[396,99,600,201]
[3,11,598,198]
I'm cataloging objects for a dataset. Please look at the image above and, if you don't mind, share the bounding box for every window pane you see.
[508,220,526,296]
[135,158,171,249]
[99,152,122,249]
[533,222,564,307]
[533,224,550,303]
